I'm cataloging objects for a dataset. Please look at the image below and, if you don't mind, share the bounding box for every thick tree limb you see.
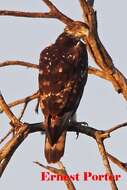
[79,0,127,98]
[0,124,29,177]
[0,93,28,176]
[0,103,127,179]
[0,86,127,179]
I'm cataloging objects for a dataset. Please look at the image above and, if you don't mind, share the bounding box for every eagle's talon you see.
[81,122,88,127]
[75,121,88,139]
[76,130,80,139]
[74,121,88,127]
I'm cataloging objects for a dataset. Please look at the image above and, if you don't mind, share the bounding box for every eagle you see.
[39,21,89,163]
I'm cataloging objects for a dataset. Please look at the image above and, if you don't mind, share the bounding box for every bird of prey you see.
[39,21,89,163]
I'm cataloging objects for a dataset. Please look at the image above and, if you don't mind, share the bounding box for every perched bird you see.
[39,21,89,163]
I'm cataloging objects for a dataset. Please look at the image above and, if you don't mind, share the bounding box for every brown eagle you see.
[39,21,89,163]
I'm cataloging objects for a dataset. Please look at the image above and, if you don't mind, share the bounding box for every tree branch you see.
[106,122,127,134]
[88,67,122,92]
[0,128,13,145]
[0,92,29,176]
[34,161,76,190]
[0,1,127,189]
[107,153,127,173]
[1,107,127,178]
[0,61,39,69]
[0,91,39,113]
[0,0,73,25]
[1,1,127,99]
[0,59,123,94]
[0,124,29,177]
[0,59,122,94]
[79,0,127,98]
[95,132,118,190]
[0,93,22,126]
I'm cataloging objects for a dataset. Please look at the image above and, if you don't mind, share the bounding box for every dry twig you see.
[107,153,127,173]
[0,93,28,176]
[0,0,73,25]
[95,132,118,190]
[34,161,76,190]
[106,122,127,134]
[0,93,22,126]
[0,61,39,69]
[0,91,39,113]
[0,128,13,145]
[18,91,40,120]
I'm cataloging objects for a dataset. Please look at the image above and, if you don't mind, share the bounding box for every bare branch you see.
[18,92,40,120]
[0,124,29,177]
[34,161,76,190]
[88,67,122,93]
[0,2,127,189]
[107,153,127,173]
[0,61,39,69]
[1,1,127,100]
[0,10,51,18]
[0,129,13,144]
[18,101,29,121]
[0,59,122,94]
[0,93,22,126]
[28,121,98,138]
[79,0,127,99]
[0,120,98,177]
[27,120,127,136]
[104,154,127,185]
[88,66,110,80]
[41,0,73,24]
[79,0,91,23]
[95,132,118,190]
[0,0,73,25]
[0,91,39,113]
[0,94,30,175]
[0,117,127,178]
[106,122,127,134]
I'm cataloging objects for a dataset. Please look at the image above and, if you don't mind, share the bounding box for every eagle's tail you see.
[44,131,66,163]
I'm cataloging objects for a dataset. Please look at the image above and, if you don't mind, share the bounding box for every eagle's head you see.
[64,21,89,39]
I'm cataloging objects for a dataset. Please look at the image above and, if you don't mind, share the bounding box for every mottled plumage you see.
[39,30,88,163]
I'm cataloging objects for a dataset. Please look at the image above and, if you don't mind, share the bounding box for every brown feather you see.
[45,131,66,163]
